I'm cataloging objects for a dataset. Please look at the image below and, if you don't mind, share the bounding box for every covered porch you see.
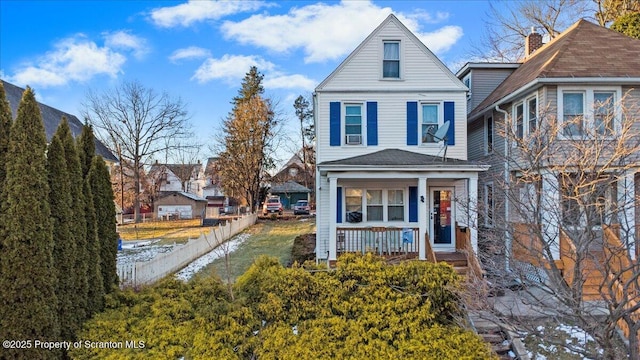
[317,149,489,264]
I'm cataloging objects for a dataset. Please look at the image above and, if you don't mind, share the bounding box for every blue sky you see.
[0,0,494,165]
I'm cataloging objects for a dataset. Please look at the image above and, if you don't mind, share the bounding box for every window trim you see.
[511,94,538,146]
[484,115,494,155]
[557,86,621,140]
[484,182,494,228]
[419,101,444,146]
[343,102,365,146]
[344,187,407,223]
[381,40,402,80]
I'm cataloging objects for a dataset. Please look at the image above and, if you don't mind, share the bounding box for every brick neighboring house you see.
[461,20,640,295]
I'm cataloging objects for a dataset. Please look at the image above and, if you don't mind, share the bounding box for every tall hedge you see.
[0,81,11,195]
[88,155,119,293]
[0,87,59,359]
[58,118,89,326]
[47,133,77,342]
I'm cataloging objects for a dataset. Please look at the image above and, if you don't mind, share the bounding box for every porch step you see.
[435,251,468,267]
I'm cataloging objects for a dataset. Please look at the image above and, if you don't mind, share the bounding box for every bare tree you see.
[82,80,192,222]
[471,0,593,61]
[470,93,640,358]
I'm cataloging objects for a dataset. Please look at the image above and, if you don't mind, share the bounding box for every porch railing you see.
[337,227,419,256]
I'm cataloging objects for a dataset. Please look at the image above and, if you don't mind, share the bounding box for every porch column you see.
[618,170,636,259]
[468,175,479,254]
[540,171,560,260]
[328,177,338,262]
[418,176,428,260]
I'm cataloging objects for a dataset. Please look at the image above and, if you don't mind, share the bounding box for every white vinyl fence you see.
[117,214,257,287]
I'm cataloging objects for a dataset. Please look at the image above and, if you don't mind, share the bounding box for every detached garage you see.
[155,191,207,219]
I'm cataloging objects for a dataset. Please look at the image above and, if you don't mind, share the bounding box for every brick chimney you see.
[525,27,543,56]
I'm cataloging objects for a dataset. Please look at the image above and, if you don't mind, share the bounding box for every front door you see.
[430,187,455,250]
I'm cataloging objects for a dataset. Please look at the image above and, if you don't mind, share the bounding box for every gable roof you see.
[315,14,465,91]
[270,180,311,194]
[470,20,640,119]
[2,80,118,162]
[318,148,481,167]
[157,191,207,202]
[149,163,202,179]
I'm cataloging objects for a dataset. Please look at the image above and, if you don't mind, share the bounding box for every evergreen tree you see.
[46,132,77,341]
[78,123,95,178]
[78,124,104,313]
[88,155,119,293]
[0,87,59,359]
[58,118,89,325]
[0,81,11,194]
[611,12,640,39]
[83,179,104,314]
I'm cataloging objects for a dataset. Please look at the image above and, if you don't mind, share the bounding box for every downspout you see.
[495,105,511,271]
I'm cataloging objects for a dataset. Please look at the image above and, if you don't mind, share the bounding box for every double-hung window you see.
[345,188,405,222]
[366,190,383,221]
[387,190,404,221]
[528,97,537,133]
[345,104,362,145]
[512,96,538,144]
[345,189,363,223]
[514,102,524,140]
[562,92,585,137]
[484,183,494,227]
[383,42,400,78]
[421,104,441,144]
[594,91,615,135]
[485,116,493,154]
[559,87,619,138]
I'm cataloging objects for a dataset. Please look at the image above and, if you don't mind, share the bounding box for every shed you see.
[154,191,207,219]
[270,181,311,209]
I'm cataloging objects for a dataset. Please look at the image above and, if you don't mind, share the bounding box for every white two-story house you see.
[314,14,488,265]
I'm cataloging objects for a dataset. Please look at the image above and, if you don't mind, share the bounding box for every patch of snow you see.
[117,240,175,264]
[524,323,601,360]
[174,233,251,281]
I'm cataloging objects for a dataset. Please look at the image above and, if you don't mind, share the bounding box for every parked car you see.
[262,196,283,216]
[293,200,310,215]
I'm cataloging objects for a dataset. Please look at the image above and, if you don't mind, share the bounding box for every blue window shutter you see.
[336,186,342,223]
[444,101,455,145]
[330,102,341,146]
[406,102,418,145]
[409,186,418,222]
[366,101,378,146]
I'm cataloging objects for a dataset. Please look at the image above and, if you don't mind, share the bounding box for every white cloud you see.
[150,0,268,28]
[192,54,275,84]
[169,46,211,63]
[104,31,149,59]
[264,73,315,91]
[416,25,463,54]
[220,0,461,63]
[10,35,126,88]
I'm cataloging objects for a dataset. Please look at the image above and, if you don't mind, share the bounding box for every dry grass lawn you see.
[118,219,207,243]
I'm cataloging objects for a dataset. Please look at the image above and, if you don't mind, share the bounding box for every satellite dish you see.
[428,121,450,162]
[433,121,450,141]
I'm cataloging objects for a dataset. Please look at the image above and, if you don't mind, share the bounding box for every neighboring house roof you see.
[270,180,311,194]
[315,14,465,92]
[470,19,640,119]
[318,148,480,167]
[204,157,219,177]
[2,79,118,162]
[149,163,202,179]
[157,191,207,202]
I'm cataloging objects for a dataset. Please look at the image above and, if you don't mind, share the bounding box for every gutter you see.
[494,104,511,272]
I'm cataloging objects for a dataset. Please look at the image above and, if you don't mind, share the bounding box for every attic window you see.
[383,41,400,78]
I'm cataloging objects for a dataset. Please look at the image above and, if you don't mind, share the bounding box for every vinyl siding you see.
[317,21,463,92]
[468,68,517,113]
[316,92,468,163]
